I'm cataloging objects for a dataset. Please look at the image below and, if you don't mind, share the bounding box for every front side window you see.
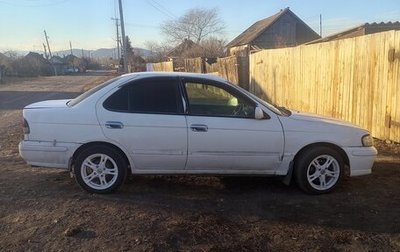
[185,81,255,118]
[103,77,182,114]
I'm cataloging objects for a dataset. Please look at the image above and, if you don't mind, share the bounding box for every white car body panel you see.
[19,72,377,181]
[185,115,284,173]
[97,111,188,171]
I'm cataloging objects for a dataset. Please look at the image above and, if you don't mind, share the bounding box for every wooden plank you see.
[248,30,400,143]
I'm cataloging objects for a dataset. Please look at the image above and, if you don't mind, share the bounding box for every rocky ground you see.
[0,74,399,251]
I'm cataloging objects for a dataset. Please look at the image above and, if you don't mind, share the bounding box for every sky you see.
[0,0,399,52]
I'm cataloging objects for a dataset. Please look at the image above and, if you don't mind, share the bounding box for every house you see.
[167,39,203,59]
[306,22,400,44]
[15,52,52,77]
[226,8,320,56]
[49,55,66,75]
[0,53,10,81]
[128,54,146,72]
[166,39,203,71]
[64,54,86,73]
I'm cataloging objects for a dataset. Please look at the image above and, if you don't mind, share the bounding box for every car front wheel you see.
[295,147,344,194]
[74,146,127,193]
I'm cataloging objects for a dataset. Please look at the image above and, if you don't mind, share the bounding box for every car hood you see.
[24,99,70,109]
[278,110,369,147]
[288,110,363,129]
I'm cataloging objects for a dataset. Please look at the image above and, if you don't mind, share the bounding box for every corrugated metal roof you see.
[306,21,400,44]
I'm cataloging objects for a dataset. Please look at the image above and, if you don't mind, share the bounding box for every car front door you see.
[96,77,187,172]
[182,78,284,173]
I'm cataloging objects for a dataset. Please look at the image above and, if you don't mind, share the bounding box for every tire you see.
[74,146,127,194]
[294,147,344,194]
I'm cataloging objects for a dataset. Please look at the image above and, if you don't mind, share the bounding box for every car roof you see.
[120,71,229,83]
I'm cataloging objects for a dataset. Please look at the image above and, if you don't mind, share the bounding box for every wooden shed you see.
[226,8,320,56]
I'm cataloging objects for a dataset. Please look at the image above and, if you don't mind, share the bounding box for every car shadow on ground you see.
[6,158,400,237]
[83,165,398,235]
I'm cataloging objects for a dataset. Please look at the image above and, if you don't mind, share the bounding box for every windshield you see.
[67,76,124,107]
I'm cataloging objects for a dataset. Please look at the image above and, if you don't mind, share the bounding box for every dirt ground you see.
[0,74,399,252]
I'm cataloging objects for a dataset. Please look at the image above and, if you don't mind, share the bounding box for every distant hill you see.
[3,47,153,59]
[52,47,152,58]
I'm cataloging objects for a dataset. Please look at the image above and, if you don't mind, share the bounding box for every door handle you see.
[105,121,124,129]
[190,124,208,132]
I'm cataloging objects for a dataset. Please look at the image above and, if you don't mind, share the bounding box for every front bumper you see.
[19,140,79,169]
[342,146,378,176]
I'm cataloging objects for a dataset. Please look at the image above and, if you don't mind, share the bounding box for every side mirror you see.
[255,107,264,120]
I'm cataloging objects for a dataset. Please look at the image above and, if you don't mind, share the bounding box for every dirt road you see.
[0,75,399,251]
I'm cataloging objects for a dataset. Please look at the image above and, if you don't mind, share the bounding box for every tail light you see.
[23,118,30,134]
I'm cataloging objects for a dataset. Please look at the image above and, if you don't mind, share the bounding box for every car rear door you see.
[96,76,188,172]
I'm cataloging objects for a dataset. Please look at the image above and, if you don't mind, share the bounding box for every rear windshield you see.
[67,76,124,107]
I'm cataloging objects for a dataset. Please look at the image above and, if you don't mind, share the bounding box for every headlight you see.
[361,134,373,147]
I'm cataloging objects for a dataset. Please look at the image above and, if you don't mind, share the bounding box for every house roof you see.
[24,52,49,64]
[226,8,318,48]
[64,54,79,63]
[167,39,202,57]
[306,21,400,44]
[50,55,64,64]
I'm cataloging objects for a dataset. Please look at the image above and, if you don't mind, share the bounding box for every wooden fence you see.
[150,61,174,72]
[184,58,205,73]
[148,56,249,89]
[205,56,249,90]
[250,30,400,142]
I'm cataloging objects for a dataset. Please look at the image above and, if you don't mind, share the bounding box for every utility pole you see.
[319,14,322,37]
[111,18,120,61]
[44,30,56,75]
[44,30,53,58]
[69,41,76,72]
[43,43,48,60]
[69,41,73,55]
[118,0,128,73]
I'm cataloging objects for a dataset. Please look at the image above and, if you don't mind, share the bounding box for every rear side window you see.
[130,79,181,114]
[103,86,129,112]
[103,77,182,114]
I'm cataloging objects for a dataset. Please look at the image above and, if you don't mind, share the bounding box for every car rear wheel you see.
[74,146,127,193]
[295,147,343,194]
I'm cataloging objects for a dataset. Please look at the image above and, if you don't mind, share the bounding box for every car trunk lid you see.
[24,99,70,109]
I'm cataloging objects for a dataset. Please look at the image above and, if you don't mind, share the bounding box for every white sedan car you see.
[19,72,377,194]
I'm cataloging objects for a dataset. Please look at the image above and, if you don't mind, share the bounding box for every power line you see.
[146,0,175,19]
[124,22,159,29]
[150,0,176,18]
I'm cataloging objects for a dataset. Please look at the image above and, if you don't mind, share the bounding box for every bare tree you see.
[161,8,225,44]
[177,37,226,58]
[199,37,227,58]
[144,41,172,63]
